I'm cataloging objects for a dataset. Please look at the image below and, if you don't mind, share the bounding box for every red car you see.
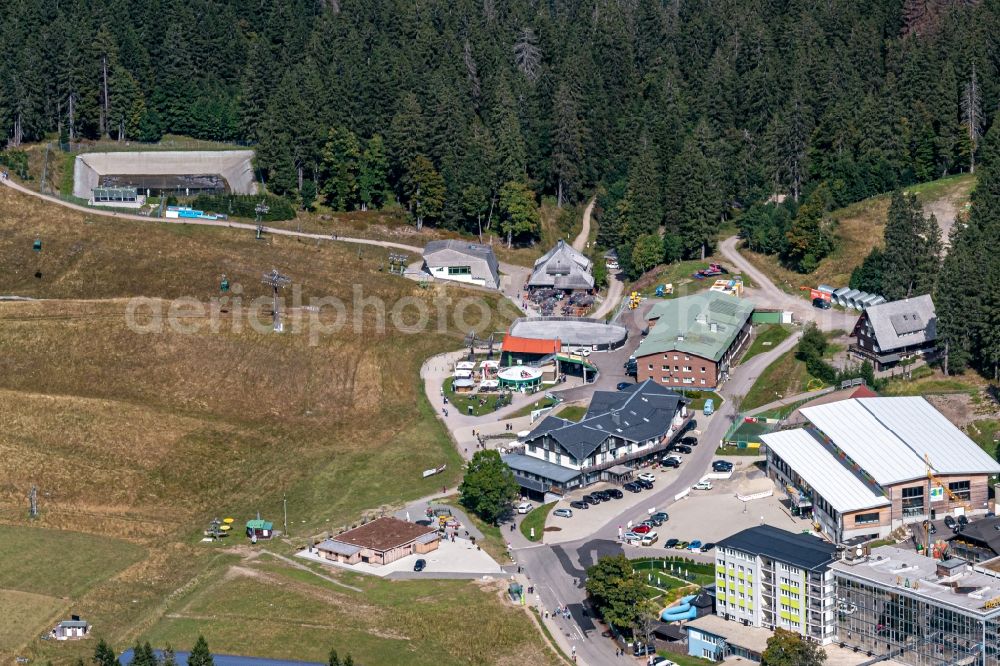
[631,524,652,534]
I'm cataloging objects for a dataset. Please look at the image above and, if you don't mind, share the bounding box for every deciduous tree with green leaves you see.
[761,628,826,666]
[584,555,649,630]
[498,180,539,247]
[631,234,662,275]
[459,450,519,525]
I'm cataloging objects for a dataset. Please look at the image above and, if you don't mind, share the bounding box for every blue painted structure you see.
[119,649,324,666]
[661,593,698,621]
[686,625,726,661]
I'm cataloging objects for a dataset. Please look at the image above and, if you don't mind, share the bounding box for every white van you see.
[641,532,659,546]
[516,502,533,514]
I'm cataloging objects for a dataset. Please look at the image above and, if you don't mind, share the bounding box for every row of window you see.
[664,377,708,385]
[650,363,707,372]
[447,266,471,275]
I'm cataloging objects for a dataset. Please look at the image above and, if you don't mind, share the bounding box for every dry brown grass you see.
[737,174,975,292]
[0,183,525,660]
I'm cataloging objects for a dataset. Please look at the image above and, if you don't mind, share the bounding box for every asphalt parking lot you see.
[544,456,816,551]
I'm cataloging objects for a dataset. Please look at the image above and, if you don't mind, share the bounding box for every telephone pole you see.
[283,494,288,537]
[261,269,291,332]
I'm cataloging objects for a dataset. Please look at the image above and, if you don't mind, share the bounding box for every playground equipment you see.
[661,594,698,621]
[654,284,674,297]
[628,291,641,309]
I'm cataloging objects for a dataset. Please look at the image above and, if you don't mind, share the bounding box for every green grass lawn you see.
[520,502,555,542]
[507,396,559,419]
[555,404,588,422]
[968,419,1000,457]
[741,324,792,363]
[685,391,724,413]
[145,556,559,666]
[0,589,65,654]
[632,558,715,587]
[442,377,507,416]
[0,525,145,598]
[881,375,982,397]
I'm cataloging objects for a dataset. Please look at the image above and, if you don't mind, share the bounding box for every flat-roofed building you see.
[714,526,839,644]
[832,546,1000,666]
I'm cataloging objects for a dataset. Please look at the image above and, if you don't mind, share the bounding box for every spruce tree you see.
[498,181,539,247]
[668,124,723,259]
[321,126,361,210]
[880,191,940,300]
[358,134,390,211]
[188,636,214,666]
[92,638,117,666]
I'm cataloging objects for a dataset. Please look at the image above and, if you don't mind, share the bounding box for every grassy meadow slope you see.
[0,186,552,664]
[737,173,974,292]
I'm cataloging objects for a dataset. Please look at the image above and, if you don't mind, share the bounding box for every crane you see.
[921,454,974,557]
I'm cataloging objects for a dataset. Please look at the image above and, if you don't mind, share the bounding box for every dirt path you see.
[571,196,595,253]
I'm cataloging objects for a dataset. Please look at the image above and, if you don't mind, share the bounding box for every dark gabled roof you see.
[502,453,582,484]
[947,517,1000,554]
[524,380,684,461]
[718,525,838,571]
[862,294,936,351]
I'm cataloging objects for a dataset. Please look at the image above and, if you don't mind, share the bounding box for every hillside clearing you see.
[736,173,974,292]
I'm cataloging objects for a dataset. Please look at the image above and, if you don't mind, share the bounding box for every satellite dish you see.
[856,547,864,558]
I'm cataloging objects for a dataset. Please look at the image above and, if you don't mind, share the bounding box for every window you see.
[902,486,924,517]
[447,266,471,275]
[648,364,653,370]
[700,379,706,385]
[701,367,707,372]
[673,355,679,360]
[855,512,880,525]
[662,365,668,371]
[949,481,971,502]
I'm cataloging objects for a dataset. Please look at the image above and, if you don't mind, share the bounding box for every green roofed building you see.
[634,292,754,389]
[246,519,274,540]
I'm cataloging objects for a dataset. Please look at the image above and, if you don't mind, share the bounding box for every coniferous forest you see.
[1,0,998,375]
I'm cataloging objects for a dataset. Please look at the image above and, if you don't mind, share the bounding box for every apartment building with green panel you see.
[714,525,839,644]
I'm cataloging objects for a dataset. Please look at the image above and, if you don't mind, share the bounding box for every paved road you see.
[718,235,857,332]
[510,331,801,664]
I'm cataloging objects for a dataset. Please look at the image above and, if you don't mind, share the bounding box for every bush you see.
[191,193,295,221]
[0,150,30,179]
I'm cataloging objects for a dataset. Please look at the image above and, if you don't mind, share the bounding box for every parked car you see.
[553,508,573,518]
[638,472,657,483]
[683,419,698,433]
[662,457,680,469]
[570,500,590,510]
[631,524,652,534]
[573,347,591,357]
[688,540,703,551]
[623,482,642,493]
[664,538,679,548]
[958,514,970,527]
[701,542,716,552]
[693,480,713,490]
[944,515,958,530]
[645,516,664,527]
[582,494,602,505]
[606,488,624,499]
[927,521,937,534]
[592,490,611,501]
[652,512,669,524]
[680,436,698,446]
[703,398,715,416]
[674,540,689,550]
[713,460,734,472]
[635,478,654,490]
[813,297,832,310]
[616,381,632,391]
[633,642,657,657]
[675,445,693,454]
[413,559,426,572]
[641,532,659,546]
[516,502,533,514]
[622,532,642,545]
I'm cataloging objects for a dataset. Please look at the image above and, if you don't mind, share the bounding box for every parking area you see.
[541,462,696,545]
[657,471,813,546]
[296,537,503,578]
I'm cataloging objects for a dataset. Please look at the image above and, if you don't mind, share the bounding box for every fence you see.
[60,137,255,154]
